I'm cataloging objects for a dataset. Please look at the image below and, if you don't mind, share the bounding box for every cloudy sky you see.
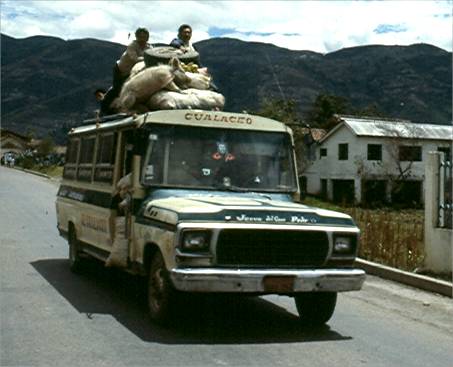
[1,0,452,53]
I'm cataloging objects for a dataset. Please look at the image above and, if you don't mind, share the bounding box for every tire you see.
[294,292,337,326]
[144,46,200,67]
[68,226,83,273]
[147,251,177,324]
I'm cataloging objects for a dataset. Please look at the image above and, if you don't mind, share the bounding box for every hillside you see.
[1,34,451,142]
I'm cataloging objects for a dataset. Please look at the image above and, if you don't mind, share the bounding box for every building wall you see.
[303,124,451,204]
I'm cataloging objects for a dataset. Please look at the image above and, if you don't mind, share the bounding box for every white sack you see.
[118,58,182,111]
[148,88,225,111]
[129,61,146,78]
[173,70,211,90]
[185,72,211,90]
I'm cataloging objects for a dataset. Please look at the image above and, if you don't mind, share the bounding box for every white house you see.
[0,129,30,158]
[302,115,453,205]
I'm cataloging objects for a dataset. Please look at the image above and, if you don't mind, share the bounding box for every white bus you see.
[56,109,365,325]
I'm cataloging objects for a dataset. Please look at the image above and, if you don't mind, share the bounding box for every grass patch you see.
[37,165,63,178]
[302,196,425,272]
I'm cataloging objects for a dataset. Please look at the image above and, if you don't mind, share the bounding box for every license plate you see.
[263,276,295,292]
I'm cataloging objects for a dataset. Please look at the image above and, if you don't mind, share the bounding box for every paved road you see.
[1,166,452,367]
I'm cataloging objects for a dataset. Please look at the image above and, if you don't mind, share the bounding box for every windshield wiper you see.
[212,183,251,192]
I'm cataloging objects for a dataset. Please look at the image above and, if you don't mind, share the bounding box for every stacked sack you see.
[113,52,225,113]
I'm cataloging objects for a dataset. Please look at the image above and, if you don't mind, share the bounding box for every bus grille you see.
[216,229,329,267]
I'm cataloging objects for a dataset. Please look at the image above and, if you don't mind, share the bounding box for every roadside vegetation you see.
[2,135,65,178]
[303,196,424,272]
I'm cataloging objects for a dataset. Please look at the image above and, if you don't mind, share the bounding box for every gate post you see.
[424,152,452,274]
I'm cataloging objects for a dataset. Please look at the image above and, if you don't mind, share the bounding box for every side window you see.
[143,134,166,184]
[63,138,79,180]
[94,133,117,183]
[338,143,348,160]
[77,136,95,181]
[367,144,382,161]
[399,146,422,162]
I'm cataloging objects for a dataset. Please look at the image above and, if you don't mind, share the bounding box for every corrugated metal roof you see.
[338,115,453,141]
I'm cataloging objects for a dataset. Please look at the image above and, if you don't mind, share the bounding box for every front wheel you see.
[294,292,337,326]
[147,252,177,324]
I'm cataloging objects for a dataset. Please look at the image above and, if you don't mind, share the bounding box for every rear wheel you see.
[294,292,337,326]
[68,226,83,273]
[147,251,177,324]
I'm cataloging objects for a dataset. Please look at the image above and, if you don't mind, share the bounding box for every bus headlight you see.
[333,236,353,254]
[181,230,211,252]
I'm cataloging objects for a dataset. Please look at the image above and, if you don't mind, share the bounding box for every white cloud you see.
[0,0,451,52]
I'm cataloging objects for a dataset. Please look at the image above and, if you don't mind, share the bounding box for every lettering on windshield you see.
[185,112,252,125]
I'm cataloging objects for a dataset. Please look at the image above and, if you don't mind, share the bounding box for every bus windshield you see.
[142,125,297,192]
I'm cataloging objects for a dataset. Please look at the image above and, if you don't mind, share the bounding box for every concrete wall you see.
[424,152,452,273]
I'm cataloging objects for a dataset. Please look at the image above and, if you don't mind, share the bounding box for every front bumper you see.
[170,268,366,293]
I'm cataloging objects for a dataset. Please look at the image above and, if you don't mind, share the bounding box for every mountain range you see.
[1,33,451,142]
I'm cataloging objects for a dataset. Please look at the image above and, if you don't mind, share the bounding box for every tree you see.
[255,98,301,125]
[254,98,313,175]
[306,94,351,129]
[355,104,387,118]
[36,136,55,156]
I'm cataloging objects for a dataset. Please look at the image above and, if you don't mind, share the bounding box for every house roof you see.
[319,115,453,143]
[0,128,31,142]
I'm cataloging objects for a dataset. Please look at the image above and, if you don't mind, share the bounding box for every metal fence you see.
[438,156,452,229]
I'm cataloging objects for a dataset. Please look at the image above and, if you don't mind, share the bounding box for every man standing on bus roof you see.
[170,24,220,91]
[117,27,150,79]
[170,24,196,52]
[102,27,151,115]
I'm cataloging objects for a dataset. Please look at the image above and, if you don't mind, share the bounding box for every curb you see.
[23,168,52,179]
[11,166,52,180]
[355,258,452,298]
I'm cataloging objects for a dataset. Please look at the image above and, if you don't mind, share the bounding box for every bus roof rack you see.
[81,113,131,126]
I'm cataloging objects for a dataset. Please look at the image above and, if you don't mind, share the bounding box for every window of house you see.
[320,148,327,158]
[367,144,382,161]
[338,143,348,160]
[398,146,422,162]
